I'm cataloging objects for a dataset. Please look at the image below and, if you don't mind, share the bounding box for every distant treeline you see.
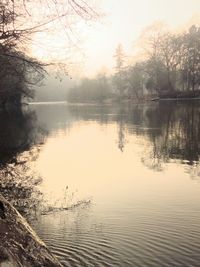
[67,25,200,103]
[67,74,113,103]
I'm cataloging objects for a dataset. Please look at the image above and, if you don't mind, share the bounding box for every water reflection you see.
[28,102,200,210]
[0,108,44,166]
[14,102,200,266]
[33,101,200,169]
[0,108,47,217]
[137,102,200,171]
[10,101,200,215]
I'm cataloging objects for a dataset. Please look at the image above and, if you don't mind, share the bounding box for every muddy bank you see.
[0,194,63,267]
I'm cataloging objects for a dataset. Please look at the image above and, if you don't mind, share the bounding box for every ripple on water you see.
[31,206,200,267]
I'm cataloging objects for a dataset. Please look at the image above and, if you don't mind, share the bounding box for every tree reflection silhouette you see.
[63,102,200,165]
[0,107,47,218]
[133,102,200,170]
[5,101,199,210]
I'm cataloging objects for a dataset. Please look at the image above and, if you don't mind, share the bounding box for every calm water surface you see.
[28,102,200,267]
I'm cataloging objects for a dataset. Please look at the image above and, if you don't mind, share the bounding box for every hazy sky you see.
[80,0,200,77]
[32,0,200,78]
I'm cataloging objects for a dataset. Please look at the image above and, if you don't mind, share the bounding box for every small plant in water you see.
[41,186,92,215]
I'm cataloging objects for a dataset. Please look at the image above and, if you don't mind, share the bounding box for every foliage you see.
[113,44,127,97]
[144,25,200,96]
[0,0,97,107]
[114,25,200,100]
[67,73,112,103]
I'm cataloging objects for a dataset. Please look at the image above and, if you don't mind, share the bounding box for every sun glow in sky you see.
[32,0,200,77]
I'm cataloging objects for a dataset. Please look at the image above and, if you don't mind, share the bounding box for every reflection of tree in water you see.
[0,108,45,166]
[67,104,129,152]
[0,151,43,218]
[139,102,200,171]
[86,102,200,170]
[0,108,47,218]
[118,120,126,152]
[141,145,165,172]
[35,102,200,172]
[67,104,112,125]
[185,162,200,181]
[116,106,128,152]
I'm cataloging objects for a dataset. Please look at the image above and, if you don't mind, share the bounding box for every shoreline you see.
[152,97,200,101]
[28,96,200,106]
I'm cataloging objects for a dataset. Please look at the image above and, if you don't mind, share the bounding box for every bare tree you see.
[0,0,98,107]
[113,44,127,98]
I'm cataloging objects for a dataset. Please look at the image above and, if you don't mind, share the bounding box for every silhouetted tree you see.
[113,44,127,98]
[127,62,146,100]
[0,0,98,107]
[180,26,200,91]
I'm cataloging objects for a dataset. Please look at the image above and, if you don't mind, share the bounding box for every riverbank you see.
[157,90,200,100]
[27,89,200,106]
[0,194,63,267]
[154,97,200,101]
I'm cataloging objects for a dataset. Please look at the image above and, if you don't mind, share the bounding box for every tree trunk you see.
[0,194,63,267]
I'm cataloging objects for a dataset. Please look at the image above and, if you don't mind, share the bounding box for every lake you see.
[3,101,200,267]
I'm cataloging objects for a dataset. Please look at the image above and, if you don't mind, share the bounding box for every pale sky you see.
[80,0,200,77]
[32,0,200,78]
